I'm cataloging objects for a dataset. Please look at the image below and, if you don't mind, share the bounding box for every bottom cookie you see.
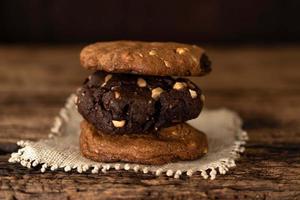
[80,120,208,165]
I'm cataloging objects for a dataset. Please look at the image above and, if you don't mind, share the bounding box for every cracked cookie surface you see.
[80,41,211,76]
[80,120,208,165]
[76,71,204,134]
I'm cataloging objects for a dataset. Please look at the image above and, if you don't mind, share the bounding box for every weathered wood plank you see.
[1,143,299,200]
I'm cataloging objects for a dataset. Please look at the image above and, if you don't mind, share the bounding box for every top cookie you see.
[80,41,211,76]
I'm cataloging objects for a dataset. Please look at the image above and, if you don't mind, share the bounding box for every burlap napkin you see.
[9,94,248,179]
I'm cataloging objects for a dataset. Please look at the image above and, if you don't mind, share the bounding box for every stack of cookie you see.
[76,41,211,165]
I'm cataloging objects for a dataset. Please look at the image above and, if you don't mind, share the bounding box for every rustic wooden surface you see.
[0,45,299,200]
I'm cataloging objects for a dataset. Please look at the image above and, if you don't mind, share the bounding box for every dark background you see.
[0,0,299,44]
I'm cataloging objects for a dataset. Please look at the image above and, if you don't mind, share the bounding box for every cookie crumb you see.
[164,60,171,68]
[176,47,188,55]
[149,50,157,56]
[112,120,126,128]
[151,87,164,99]
[137,78,147,87]
[189,89,197,99]
[173,82,187,90]
[114,91,120,99]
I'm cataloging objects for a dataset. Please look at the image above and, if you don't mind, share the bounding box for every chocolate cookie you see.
[80,120,208,165]
[80,41,211,77]
[76,71,204,134]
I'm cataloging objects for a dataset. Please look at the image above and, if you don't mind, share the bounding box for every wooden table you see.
[0,45,299,200]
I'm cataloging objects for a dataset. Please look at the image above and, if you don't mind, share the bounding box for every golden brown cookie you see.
[80,41,211,77]
[80,120,208,165]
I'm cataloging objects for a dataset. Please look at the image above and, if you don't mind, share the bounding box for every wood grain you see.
[0,45,300,199]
